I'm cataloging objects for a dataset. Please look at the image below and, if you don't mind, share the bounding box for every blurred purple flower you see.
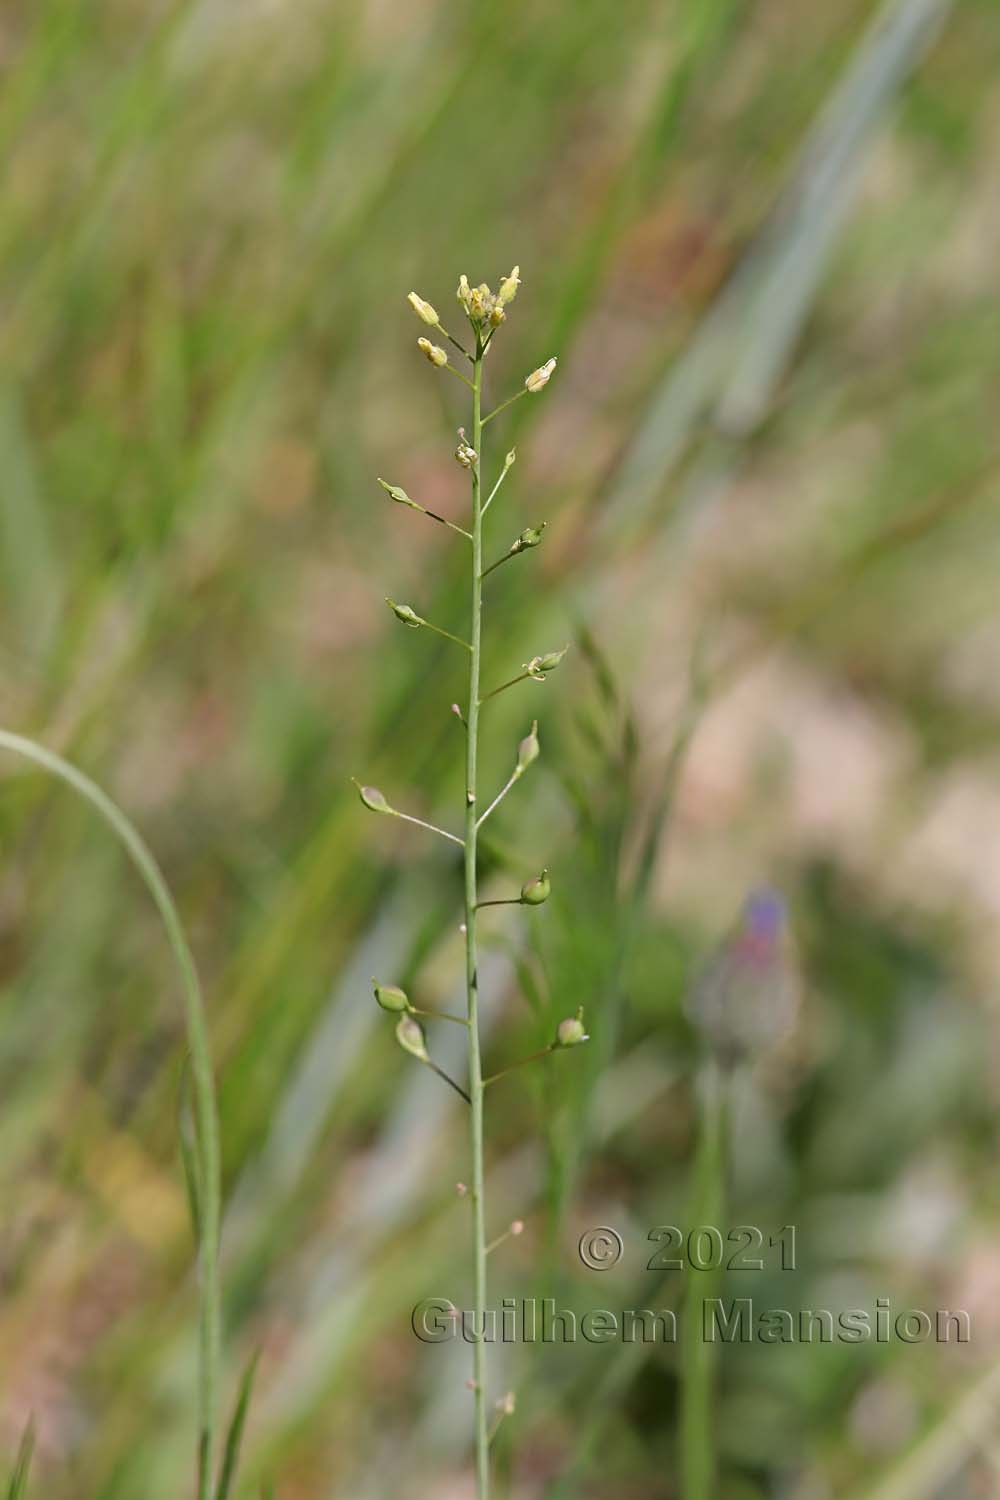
[686,888,799,1067]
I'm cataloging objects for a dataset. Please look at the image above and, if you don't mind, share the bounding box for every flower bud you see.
[525,357,556,393]
[353,780,391,813]
[377,477,421,511]
[386,599,422,629]
[497,1391,517,1415]
[554,1008,589,1048]
[516,720,539,773]
[455,441,478,468]
[372,979,409,1013]
[468,283,493,320]
[418,337,448,367]
[520,868,550,905]
[395,1014,429,1063]
[457,274,472,311]
[498,266,520,305]
[510,1219,524,1237]
[408,292,440,326]
[505,449,516,469]
[511,522,547,554]
[489,303,506,328]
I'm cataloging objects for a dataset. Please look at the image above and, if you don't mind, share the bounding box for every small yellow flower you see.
[525,357,556,393]
[408,292,440,326]
[469,283,493,320]
[498,266,520,305]
[418,337,448,367]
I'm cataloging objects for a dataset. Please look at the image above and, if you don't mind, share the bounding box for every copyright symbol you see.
[578,1226,623,1270]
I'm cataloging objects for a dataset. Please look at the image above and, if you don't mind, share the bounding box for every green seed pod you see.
[526,646,568,680]
[386,599,422,629]
[418,337,448,367]
[520,868,550,905]
[516,720,539,773]
[353,779,391,814]
[408,292,440,326]
[512,523,547,554]
[396,1014,429,1063]
[535,646,567,673]
[504,449,516,469]
[377,477,422,511]
[498,266,520,305]
[373,979,410,1013]
[554,1008,589,1048]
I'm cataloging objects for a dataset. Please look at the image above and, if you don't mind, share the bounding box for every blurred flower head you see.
[686,886,798,1067]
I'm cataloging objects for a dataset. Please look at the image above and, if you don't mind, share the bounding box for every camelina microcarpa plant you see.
[356,269,588,1497]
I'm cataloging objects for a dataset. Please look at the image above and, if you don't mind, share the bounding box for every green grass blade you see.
[6,1419,35,1500]
[0,730,221,1499]
[179,1066,203,1245]
[215,1353,260,1500]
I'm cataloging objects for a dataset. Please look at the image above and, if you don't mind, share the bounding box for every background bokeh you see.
[1,0,999,1495]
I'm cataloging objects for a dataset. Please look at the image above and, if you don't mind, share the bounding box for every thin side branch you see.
[480,550,518,582]
[444,362,476,392]
[426,1058,472,1104]
[410,1005,471,1028]
[479,669,532,704]
[438,324,474,362]
[476,770,519,829]
[482,387,527,427]
[391,808,465,847]
[481,462,513,517]
[483,1045,554,1089]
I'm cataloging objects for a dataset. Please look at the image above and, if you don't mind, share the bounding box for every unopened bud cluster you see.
[457,266,520,330]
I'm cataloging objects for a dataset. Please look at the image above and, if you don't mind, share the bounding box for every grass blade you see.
[0,730,221,1499]
[215,1353,260,1500]
[6,1419,34,1500]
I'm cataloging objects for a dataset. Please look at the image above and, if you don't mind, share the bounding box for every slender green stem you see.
[444,361,476,392]
[479,669,531,703]
[438,323,474,362]
[681,1060,729,1500]
[480,550,517,582]
[414,617,473,652]
[409,1005,470,1027]
[475,896,524,911]
[464,343,490,1498]
[481,462,513,517]
[486,1408,508,1446]
[425,1058,472,1105]
[388,807,465,847]
[482,387,527,426]
[424,509,473,540]
[476,770,520,829]
[485,1225,519,1256]
[482,1045,553,1088]
[0,730,221,1500]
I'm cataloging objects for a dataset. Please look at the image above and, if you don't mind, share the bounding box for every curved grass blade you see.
[215,1353,260,1500]
[0,730,221,1500]
[6,1419,34,1500]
